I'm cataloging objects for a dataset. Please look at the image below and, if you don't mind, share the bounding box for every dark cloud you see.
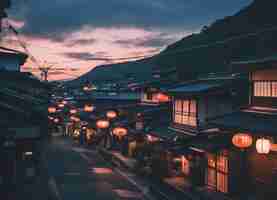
[9,0,253,40]
[114,33,176,48]
[63,52,111,61]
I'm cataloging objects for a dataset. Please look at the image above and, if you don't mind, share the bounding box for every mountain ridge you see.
[70,0,277,85]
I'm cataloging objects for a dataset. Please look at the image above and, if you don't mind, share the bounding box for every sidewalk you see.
[98,148,233,200]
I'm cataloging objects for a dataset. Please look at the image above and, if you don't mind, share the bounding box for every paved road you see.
[44,137,150,200]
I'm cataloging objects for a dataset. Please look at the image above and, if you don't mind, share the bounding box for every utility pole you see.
[39,61,56,82]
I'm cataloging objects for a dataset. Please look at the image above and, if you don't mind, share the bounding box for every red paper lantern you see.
[48,106,56,113]
[106,111,117,119]
[113,127,128,137]
[84,104,94,112]
[232,133,253,149]
[156,93,170,102]
[96,120,110,129]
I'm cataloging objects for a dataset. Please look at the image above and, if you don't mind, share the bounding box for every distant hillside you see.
[156,0,277,79]
[70,0,277,85]
[68,58,158,86]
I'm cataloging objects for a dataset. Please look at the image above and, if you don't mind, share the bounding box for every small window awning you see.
[168,134,231,155]
[148,125,180,140]
[209,111,277,135]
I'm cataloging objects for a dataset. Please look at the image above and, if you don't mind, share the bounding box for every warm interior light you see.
[96,120,110,129]
[232,133,253,149]
[256,138,271,154]
[106,111,117,119]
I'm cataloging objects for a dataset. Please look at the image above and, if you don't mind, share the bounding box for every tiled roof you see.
[209,110,277,135]
[231,55,277,72]
[167,78,232,96]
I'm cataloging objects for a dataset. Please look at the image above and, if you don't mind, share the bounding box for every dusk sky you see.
[2,0,252,80]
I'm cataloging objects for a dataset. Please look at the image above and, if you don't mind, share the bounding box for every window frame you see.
[206,152,229,193]
[173,98,197,127]
[253,80,277,98]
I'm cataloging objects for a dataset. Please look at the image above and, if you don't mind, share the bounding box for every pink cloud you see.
[4,26,187,80]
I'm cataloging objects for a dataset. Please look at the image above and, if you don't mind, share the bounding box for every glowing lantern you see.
[62,100,68,105]
[156,93,170,102]
[232,133,253,149]
[96,120,110,129]
[147,135,159,142]
[54,118,59,123]
[83,86,89,91]
[113,127,128,137]
[256,138,271,154]
[106,111,117,119]
[48,106,56,113]
[48,116,54,120]
[70,108,77,114]
[84,104,94,112]
[70,116,80,122]
[58,103,65,108]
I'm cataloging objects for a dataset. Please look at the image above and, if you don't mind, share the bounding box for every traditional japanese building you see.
[208,56,277,199]
[167,74,247,136]
[149,74,249,197]
[0,48,49,192]
[0,71,49,186]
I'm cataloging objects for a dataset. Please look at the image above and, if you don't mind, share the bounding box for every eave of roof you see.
[208,110,277,135]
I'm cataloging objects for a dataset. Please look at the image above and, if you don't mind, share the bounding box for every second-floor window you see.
[254,81,277,97]
[173,99,197,126]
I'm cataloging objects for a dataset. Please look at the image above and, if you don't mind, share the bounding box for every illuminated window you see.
[254,81,277,97]
[173,99,197,126]
[206,152,228,193]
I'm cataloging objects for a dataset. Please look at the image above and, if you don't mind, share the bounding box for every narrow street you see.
[43,136,152,200]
